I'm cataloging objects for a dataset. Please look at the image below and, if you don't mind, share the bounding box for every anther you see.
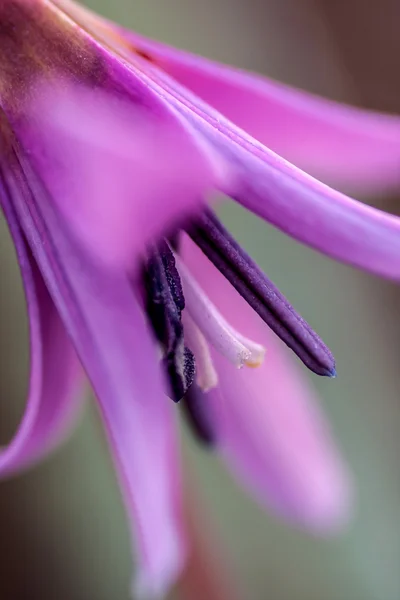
[186,210,335,377]
[144,240,195,401]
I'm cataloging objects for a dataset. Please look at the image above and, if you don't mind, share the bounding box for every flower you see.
[1,0,400,596]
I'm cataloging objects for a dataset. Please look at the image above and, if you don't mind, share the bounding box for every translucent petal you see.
[182,237,353,532]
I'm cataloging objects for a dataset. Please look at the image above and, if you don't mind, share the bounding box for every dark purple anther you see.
[144,240,195,401]
[187,210,335,377]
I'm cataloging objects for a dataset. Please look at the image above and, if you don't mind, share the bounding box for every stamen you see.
[174,252,266,369]
[144,241,195,402]
[165,346,196,403]
[186,210,335,377]
[182,312,218,391]
[182,385,216,447]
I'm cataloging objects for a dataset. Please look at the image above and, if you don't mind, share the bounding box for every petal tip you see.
[132,537,186,600]
[298,462,354,536]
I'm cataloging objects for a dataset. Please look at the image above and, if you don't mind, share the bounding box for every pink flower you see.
[1,0,400,596]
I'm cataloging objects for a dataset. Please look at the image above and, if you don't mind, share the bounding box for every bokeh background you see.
[1,0,400,598]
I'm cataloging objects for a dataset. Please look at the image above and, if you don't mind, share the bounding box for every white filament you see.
[175,254,265,369]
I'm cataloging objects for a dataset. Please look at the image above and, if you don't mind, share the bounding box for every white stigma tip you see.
[175,253,265,371]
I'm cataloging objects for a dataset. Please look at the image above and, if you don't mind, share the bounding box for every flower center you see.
[143,209,335,408]
[186,210,335,377]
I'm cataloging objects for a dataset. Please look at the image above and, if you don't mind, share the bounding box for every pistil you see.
[175,252,266,369]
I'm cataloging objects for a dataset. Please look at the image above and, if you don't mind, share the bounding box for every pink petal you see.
[117,30,400,194]
[0,0,221,271]
[128,64,400,280]
[221,138,400,280]
[0,191,82,476]
[182,237,353,532]
[3,0,221,274]
[4,147,186,597]
[20,78,219,272]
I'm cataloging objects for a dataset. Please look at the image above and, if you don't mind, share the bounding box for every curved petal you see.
[182,237,353,532]
[0,189,82,476]
[45,3,400,280]
[221,138,400,280]
[3,147,185,597]
[115,29,400,194]
[125,65,400,280]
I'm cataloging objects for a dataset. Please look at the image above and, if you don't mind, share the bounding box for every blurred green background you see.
[1,0,400,598]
